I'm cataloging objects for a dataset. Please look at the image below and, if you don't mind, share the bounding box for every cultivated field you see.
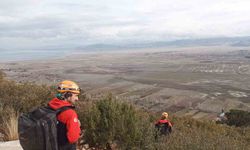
[1,46,250,119]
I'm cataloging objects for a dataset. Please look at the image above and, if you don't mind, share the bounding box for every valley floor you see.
[1,46,250,119]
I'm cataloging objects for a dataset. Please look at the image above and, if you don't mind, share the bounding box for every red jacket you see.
[49,98,80,144]
[155,119,173,127]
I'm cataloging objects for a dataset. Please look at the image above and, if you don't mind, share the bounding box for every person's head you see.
[57,80,81,104]
[161,112,168,120]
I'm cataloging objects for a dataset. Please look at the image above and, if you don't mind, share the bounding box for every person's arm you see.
[66,110,81,144]
[168,120,173,127]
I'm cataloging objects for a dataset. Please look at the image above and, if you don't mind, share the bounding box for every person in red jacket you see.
[49,80,81,150]
[155,112,173,138]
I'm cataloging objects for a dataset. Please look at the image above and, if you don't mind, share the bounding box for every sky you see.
[1,0,250,51]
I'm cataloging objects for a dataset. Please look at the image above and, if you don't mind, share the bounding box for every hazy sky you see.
[1,0,250,50]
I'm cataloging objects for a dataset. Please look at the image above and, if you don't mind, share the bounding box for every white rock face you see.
[0,140,23,150]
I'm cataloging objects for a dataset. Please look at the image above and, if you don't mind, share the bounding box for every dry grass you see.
[1,108,19,141]
[161,116,250,150]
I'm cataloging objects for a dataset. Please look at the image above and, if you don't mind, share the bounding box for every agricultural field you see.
[1,47,250,119]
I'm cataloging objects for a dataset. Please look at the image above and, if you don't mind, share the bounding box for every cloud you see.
[0,0,250,50]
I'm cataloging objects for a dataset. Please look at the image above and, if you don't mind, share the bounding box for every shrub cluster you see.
[80,95,155,149]
[80,97,250,150]
[226,109,250,127]
[0,71,54,115]
[162,116,250,150]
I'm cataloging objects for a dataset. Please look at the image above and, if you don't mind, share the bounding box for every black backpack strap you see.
[56,106,75,115]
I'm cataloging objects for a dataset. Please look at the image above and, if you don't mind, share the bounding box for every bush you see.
[79,97,250,150]
[0,71,54,115]
[226,109,250,127]
[159,116,250,150]
[81,95,155,149]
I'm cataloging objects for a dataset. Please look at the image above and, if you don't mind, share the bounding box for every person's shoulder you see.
[60,107,77,119]
[158,119,168,124]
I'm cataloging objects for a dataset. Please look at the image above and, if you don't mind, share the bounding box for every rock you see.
[0,140,23,150]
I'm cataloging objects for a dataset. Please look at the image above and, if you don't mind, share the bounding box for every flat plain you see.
[1,46,250,119]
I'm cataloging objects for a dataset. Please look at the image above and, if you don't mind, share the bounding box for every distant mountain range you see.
[77,36,250,51]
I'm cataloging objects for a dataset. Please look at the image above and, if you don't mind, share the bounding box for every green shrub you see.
[0,73,54,114]
[226,109,250,127]
[81,95,155,149]
[0,71,55,135]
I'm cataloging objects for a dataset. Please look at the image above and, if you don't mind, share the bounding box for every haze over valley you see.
[1,46,250,119]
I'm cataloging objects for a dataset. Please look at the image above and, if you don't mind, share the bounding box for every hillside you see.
[0,71,250,150]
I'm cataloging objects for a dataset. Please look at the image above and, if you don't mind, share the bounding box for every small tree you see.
[226,109,250,127]
[81,95,155,149]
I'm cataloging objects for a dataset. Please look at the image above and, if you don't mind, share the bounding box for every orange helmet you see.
[57,80,81,94]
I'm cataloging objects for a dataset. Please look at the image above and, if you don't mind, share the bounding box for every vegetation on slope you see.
[226,109,250,127]
[0,70,249,149]
[80,96,250,150]
[0,71,54,140]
